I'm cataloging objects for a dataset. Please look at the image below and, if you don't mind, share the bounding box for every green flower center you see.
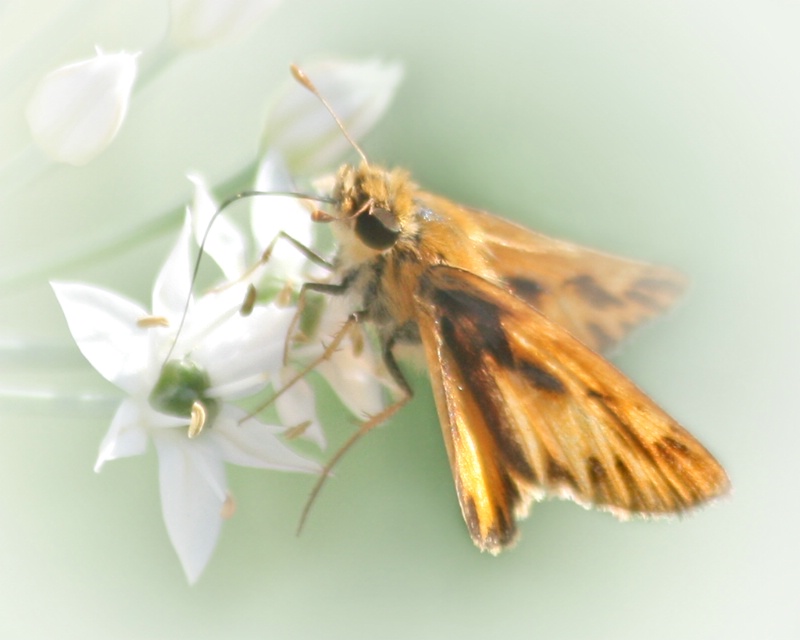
[149,359,219,431]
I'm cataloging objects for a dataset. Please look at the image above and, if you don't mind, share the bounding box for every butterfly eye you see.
[354,206,401,250]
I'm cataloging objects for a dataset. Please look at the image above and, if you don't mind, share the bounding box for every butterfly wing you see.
[414,264,729,554]
[416,192,688,354]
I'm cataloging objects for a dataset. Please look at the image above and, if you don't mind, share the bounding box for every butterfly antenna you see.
[290,64,369,166]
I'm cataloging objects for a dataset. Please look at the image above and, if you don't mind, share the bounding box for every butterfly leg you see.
[297,327,414,534]
[258,230,334,270]
[210,230,333,306]
[239,310,362,423]
[282,279,351,365]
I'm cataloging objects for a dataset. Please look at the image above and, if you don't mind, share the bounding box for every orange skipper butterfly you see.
[278,65,730,553]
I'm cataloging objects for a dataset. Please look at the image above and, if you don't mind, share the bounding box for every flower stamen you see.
[239,283,258,316]
[220,494,237,519]
[137,315,170,328]
[188,400,207,438]
[283,420,312,440]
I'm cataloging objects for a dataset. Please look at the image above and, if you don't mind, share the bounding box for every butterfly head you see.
[288,65,416,258]
[332,162,417,256]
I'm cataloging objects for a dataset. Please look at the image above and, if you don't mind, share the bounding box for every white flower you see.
[52,216,319,583]
[186,152,392,439]
[169,0,281,49]
[261,58,404,173]
[25,47,138,166]
[47,57,403,580]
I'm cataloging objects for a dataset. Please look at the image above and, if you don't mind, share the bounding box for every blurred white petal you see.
[169,0,280,49]
[261,58,404,173]
[26,48,138,165]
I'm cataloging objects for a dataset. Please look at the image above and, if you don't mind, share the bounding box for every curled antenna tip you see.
[289,63,311,89]
[288,63,369,165]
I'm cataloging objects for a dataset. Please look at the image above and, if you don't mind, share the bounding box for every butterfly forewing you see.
[417,292,528,552]
[415,265,729,552]
[416,192,688,354]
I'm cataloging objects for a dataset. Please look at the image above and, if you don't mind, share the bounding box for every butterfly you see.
[281,66,730,553]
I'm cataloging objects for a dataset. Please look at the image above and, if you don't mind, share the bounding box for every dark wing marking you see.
[414,265,729,553]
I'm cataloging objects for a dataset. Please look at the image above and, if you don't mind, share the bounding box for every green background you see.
[1,1,798,638]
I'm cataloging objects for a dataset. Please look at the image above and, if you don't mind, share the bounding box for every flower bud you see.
[26,47,138,166]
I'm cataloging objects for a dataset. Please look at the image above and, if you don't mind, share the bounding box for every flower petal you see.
[249,150,315,284]
[306,296,389,417]
[95,399,151,471]
[274,373,326,449]
[152,215,193,320]
[26,48,138,165]
[51,281,153,394]
[316,352,387,419]
[196,302,295,392]
[153,429,227,584]
[169,0,281,49]
[261,58,403,173]
[211,406,320,471]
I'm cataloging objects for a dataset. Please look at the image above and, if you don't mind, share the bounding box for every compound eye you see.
[354,207,400,250]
